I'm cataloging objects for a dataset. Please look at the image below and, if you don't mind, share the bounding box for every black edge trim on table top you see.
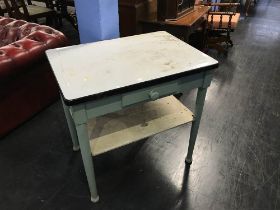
[59,63,218,106]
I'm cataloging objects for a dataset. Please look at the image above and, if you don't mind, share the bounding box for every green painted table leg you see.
[76,123,99,203]
[61,98,80,151]
[185,87,208,164]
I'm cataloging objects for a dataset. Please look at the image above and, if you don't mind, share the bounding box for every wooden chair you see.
[36,0,77,29]
[52,0,77,29]
[0,1,6,16]
[244,0,257,16]
[206,1,240,55]
[3,0,58,26]
[0,0,20,15]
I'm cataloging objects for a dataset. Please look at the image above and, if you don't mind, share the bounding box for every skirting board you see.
[88,96,193,156]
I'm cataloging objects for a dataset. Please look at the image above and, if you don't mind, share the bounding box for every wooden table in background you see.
[141,6,210,49]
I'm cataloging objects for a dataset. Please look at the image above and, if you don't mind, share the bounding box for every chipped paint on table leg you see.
[186,87,208,164]
[61,96,80,151]
[76,123,99,202]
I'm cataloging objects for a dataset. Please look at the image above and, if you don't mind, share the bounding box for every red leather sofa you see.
[0,16,67,138]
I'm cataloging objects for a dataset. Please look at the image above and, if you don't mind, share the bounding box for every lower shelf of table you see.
[88,96,193,156]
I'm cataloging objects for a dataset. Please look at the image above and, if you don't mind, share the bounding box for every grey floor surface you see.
[0,0,279,209]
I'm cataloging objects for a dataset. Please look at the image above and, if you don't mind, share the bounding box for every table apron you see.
[69,71,213,123]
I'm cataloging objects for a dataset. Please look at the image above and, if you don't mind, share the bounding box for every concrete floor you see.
[0,0,280,209]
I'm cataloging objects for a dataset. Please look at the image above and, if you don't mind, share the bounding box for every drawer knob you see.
[149,90,159,100]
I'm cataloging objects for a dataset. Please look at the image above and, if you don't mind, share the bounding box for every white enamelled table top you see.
[46,31,218,104]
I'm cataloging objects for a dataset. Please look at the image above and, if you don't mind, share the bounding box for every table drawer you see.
[122,81,179,107]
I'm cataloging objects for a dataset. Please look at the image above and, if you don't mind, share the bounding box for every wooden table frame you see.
[141,6,210,45]
[61,69,214,202]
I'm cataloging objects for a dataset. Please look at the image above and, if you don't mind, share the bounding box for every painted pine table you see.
[46,31,218,202]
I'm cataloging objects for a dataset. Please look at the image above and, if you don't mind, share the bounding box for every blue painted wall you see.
[75,0,120,43]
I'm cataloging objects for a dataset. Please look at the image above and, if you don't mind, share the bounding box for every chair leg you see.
[45,13,60,29]
[209,43,228,56]
[46,16,53,26]
[58,15,63,27]
[53,15,60,29]
[226,32,233,47]
[228,39,233,47]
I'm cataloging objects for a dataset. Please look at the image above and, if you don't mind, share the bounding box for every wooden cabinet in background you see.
[157,0,195,21]
[118,0,156,36]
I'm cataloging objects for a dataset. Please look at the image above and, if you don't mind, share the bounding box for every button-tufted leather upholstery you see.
[0,16,67,137]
